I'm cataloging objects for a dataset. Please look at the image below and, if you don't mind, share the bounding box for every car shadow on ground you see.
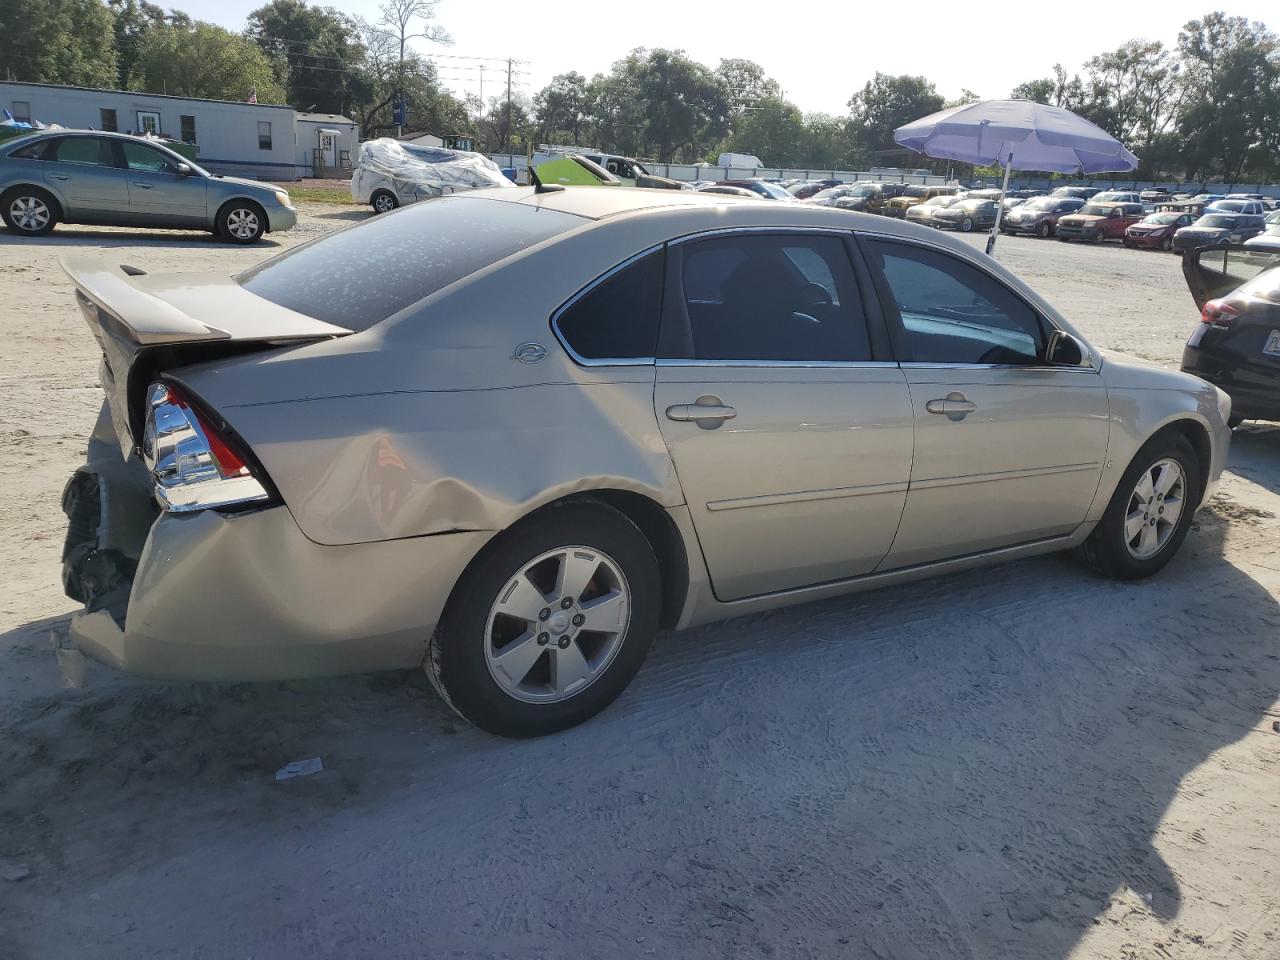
[0,502,1276,958]
[310,208,370,223]
[1226,421,1280,493]
[0,229,282,250]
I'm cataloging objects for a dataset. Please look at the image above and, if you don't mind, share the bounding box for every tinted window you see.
[120,141,180,173]
[239,198,582,330]
[50,137,115,167]
[7,139,48,160]
[556,251,663,361]
[669,233,871,362]
[867,240,1045,365]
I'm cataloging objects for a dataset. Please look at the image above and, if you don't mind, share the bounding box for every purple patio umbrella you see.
[894,99,1139,254]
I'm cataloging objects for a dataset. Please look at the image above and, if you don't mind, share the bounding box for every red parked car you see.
[1055,202,1146,243]
[1124,211,1196,251]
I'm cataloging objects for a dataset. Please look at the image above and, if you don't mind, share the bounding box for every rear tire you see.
[371,189,398,214]
[960,217,974,232]
[216,200,266,243]
[2,186,58,236]
[427,501,662,737]
[1073,431,1201,581]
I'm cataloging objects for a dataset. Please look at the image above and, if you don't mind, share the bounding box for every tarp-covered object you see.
[353,138,514,204]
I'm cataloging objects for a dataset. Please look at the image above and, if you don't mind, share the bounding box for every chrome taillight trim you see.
[142,383,270,513]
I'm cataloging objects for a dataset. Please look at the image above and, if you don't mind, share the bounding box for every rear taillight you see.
[141,382,272,513]
[1201,298,1239,327]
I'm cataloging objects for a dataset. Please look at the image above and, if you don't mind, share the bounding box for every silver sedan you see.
[60,187,1231,736]
[1,130,296,243]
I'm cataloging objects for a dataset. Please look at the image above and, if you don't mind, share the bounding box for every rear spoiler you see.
[61,257,351,457]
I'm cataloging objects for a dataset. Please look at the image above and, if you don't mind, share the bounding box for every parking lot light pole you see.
[986,150,1014,256]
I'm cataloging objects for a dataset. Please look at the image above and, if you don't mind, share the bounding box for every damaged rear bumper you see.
[63,414,493,681]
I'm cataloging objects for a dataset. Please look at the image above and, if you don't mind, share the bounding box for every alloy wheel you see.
[1124,458,1186,560]
[10,196,50,232]
[374,193,396,213]
[484,546,631,704]
[225,208,259,240]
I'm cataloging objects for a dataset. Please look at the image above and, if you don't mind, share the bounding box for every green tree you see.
[726,96,805,166]
[108,0,187,89]
[135,20,284,102]
[715,57,781,127]
[848,73,945,163]
[350,17,469,138]
[533,71,589,145]
[1177,12,1280,181]
[0,0,117,88]
[1010,64,1085,109]
[246,0,365,114]
[1081,39,1184,175]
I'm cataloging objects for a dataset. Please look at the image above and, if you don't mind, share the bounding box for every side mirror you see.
[176,163,192,176]
[1045,330,1089,367]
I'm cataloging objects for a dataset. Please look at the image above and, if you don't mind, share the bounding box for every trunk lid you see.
[63,257,352,457]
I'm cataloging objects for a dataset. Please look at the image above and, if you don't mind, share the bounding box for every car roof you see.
[466,185,761,219]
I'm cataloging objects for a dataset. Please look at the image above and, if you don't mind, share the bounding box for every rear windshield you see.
[238,197,582,329]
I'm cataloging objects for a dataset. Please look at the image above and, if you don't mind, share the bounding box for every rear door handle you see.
[48,174,70,181]
[666,399,737,426]
[926,392,977,421]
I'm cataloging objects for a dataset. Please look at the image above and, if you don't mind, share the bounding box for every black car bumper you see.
[1183,343,1280,421]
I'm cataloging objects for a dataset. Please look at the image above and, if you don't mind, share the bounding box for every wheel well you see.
[580,490,689,630]
[216,196,266,222]
[1158,419,1212,499]
[1,183,62,218]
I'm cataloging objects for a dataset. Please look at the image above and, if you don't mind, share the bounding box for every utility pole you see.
[505,57,513,153]
[478,65,484,112]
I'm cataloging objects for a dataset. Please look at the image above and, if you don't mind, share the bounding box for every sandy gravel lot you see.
[1,208,1278,960]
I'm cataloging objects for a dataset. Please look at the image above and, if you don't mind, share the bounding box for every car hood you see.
[1059,214,1104,224]
[1176,227,1229,236]
[212,175,281,196]
[1098,349,1206,392]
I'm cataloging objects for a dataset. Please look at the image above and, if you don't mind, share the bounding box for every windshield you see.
[1196,215,1236,228]
[239,197,583,329]
[1143,213,1181,224]
[1022,198,1056,211]
[1078,205,1111,216]
[751,180,793,199]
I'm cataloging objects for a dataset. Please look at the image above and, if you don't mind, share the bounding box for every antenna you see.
[528,164,563,194]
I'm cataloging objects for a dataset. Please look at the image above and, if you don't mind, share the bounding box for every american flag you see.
[246,88,257,104]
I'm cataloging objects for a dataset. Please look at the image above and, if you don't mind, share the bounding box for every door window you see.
[555,251,663,361]
[866,239,1045,365]
[120,141,180,174]
[49,137,116,167]
[668,233,872,362]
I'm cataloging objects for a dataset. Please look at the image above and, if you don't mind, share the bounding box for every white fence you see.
[485,154,949,186]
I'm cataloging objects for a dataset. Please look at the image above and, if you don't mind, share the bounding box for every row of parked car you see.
[693,177,1280,255]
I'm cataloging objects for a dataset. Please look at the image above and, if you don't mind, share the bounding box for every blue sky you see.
[165,0,1275,115]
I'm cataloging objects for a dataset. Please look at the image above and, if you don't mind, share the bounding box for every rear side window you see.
[49,137,115,167]
[555,251,663,361]
[667,233,872,362]
[239,198,582,330]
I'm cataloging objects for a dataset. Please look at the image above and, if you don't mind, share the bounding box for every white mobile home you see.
[296,111,357,177]
[1,81,300,180]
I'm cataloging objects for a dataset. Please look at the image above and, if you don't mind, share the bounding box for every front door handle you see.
[132,182,154,189]
[925,392,977,421]
[48,174,70,181]
[666,397,737,429]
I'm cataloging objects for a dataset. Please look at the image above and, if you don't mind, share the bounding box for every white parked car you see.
[350,138,512,213]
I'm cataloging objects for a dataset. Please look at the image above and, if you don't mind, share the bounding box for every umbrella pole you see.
[985,151,1014,256]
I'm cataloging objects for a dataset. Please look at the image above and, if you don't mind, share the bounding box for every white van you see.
[717,152,764,169]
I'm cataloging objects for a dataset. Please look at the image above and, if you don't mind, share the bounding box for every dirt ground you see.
[1,208,1278,960]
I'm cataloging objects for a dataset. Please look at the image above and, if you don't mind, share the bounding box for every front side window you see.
[49,137,116,167]
[866,239,1045,366]
[667,233,872,362]
[258,121,272,150]
[121,140,179,174]
[555,251,663,361]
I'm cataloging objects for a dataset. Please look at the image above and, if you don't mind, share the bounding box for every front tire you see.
[1073,431,1201,580]
[2,186,58,236]
[371,189,399,214]
[428,501,661,737]
[1039,221,1052,238]
[217,201,266,243]
[1161,236,1173,252]
[960,216,974,232]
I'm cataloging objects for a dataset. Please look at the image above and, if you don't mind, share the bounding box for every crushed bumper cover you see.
[67,503,492,682]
